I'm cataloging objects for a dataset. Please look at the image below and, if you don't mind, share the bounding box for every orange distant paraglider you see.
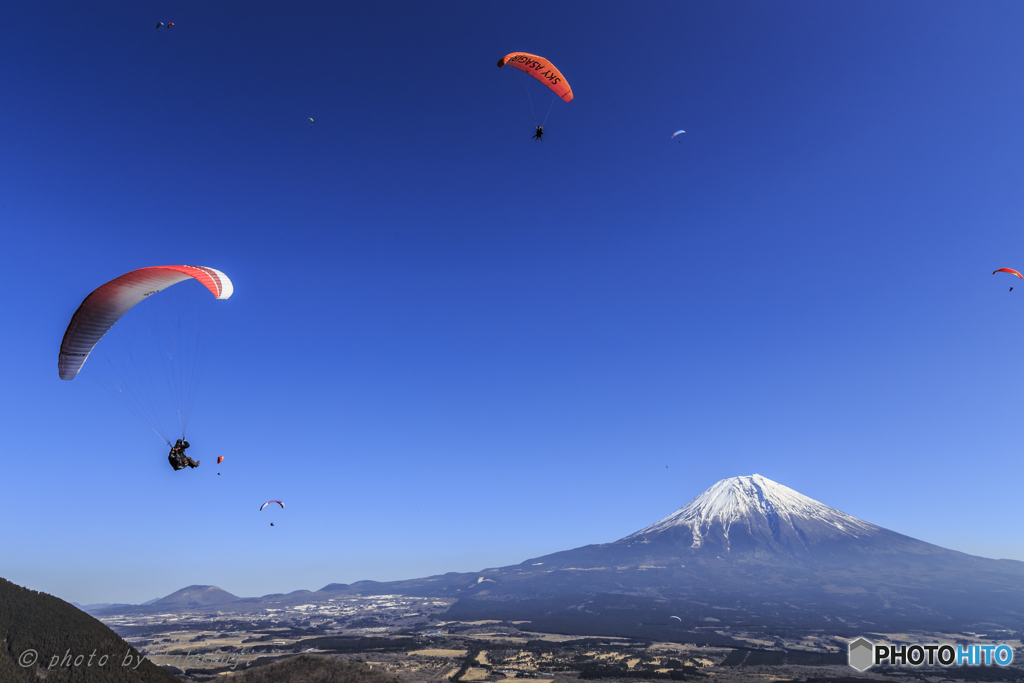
[497,52,573,103]
[217,456,224,464]
[993,268,1022,291]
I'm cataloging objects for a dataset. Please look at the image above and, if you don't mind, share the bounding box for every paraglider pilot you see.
[168,439,199,470]
[533,125,543,141]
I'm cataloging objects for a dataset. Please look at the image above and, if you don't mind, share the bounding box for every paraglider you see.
[168,439,199,471]
[497,53,573,102]
[155,22,164,31]
[58,265,233,450]
[672,130,685,142]
[309,118,315,128]
[58,265,232,380]
[217,456,224,464]
[262,500,284,526]
[166,22,174,30]
[669,616,682,621]
[498,52,572,138]
[993,268,1022,291]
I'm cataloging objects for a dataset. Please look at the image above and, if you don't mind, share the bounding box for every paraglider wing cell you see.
[497,52,573,103]
[260,500,285,512]
[58,265,233,381]
[993,268,1024,279]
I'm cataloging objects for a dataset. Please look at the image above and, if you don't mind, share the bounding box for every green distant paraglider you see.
[309,117,314,128]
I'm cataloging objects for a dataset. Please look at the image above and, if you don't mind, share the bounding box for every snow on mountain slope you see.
[623,474,881,552]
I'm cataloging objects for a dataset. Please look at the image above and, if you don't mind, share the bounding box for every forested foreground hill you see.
[224,654,406,683]
[0,577,179,682]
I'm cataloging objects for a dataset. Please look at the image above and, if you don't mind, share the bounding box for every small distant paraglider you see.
[672,130,685,142]
[155,22,164,31]
[993,267,1022,291]
[309,118,315,128]
[261,500,284,527]
[166,22,174,30]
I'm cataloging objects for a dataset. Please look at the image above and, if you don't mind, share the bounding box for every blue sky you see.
[4,0,1024,605]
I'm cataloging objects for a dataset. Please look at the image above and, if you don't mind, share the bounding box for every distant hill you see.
[93,583,246,616]
[148,584,241,609]
[224,653,406,683]
[0,576,179,682]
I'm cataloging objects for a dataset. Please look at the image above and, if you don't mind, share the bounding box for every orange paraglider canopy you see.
[498,52,573,102]
[217,456,224,464]
[993,268,1024,279]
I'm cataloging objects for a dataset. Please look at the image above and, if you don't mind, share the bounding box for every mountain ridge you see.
[0,577,180,682]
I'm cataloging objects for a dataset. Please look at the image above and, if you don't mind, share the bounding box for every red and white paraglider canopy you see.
[58,265,233,381]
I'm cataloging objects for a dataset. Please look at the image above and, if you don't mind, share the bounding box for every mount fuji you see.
[623,473,882,550]
[115,475,1024,635]
[332,474,1024,634]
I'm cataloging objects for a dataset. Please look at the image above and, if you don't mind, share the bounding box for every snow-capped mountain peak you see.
[623,474,879,551]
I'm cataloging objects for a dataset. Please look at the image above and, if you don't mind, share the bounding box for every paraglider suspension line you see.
[540,95,557,127]
[518,71,539,125]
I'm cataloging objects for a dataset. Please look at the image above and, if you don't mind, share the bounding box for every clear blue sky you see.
[4,0,1024,605]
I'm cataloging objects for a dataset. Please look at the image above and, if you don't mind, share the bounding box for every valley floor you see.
[92,596,1024,683]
